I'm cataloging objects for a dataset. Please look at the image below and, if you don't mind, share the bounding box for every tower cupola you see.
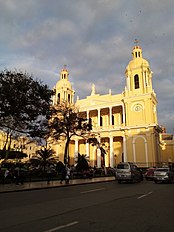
[132,45,143,59]
[125,42,153,96]
[61,65,69,80]
[52,65,75,105]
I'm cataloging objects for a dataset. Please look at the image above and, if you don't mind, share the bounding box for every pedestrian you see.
[14,165,25,185]
[20,166,26,184]
[4,168,10,184]
[60,165,66,184]
[14,166,20,185]
[65,166,71,184]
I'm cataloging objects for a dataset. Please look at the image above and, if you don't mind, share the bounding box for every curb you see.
[0,178,116,194]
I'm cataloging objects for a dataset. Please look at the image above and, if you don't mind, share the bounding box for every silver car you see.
[154,167,174,183]
[116,162,142,183]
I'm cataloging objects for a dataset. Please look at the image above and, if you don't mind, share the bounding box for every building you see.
[0,132,39,162]
[52,44,164,168]
[160,129,174,164]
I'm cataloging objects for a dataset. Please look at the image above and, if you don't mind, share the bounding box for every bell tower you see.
[53,65,75,105]
[124,43,158,126]
[125,44,153,96]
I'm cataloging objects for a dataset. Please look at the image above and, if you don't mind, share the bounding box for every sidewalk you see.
[0,176,115,194]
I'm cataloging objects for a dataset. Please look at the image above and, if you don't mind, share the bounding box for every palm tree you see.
[32,146,56,171]
[76,153,89,172]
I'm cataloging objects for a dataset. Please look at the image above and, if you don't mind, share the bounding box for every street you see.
[0,180,174,232]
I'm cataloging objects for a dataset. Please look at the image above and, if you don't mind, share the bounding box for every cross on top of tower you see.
[134,39,139,46]
[133,39,141,50]
[63,64,67,70]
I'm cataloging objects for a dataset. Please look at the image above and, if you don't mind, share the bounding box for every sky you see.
[0,0,174,133]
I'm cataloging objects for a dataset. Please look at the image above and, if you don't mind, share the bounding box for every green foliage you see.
[49,102,92,164]
[0,150,27,159]
[56,161,65,172]
[0,69,53,147]
[76,154,89,172]
[49,103,89,140]
[32,146,56,170]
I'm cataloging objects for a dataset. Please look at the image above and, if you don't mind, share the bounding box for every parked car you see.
[154,167,174,183]
[144,167,156,180]
[115,162,142,183]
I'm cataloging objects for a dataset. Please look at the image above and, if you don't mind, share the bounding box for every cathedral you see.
[52,44,163,168]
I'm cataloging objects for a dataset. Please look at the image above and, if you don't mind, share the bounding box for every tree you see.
[0,69,53,149]
[76,153,89,172]
[49,102,92,165]
[0,150,27,160]
[32,146,56,171]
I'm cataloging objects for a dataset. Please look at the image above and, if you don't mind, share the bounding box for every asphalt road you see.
[0,180,174,232]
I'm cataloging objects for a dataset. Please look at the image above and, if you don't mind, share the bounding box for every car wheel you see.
[118,180,122,184]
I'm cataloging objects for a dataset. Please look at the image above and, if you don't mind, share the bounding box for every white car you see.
[154,167,174,183]
[116,162,142,183]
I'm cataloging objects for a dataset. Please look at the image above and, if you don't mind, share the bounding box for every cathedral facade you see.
[52,45,162,168]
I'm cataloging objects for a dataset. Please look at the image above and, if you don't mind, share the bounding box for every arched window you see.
[134,74,139,89]
[68,94,70,103]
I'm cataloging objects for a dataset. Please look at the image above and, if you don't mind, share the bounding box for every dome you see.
[126,46,149,71]
[56,79,72,89]
[126,58,149,71]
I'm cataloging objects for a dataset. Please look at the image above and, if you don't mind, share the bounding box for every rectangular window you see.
[100,116,103,127]
[112,115,114,125]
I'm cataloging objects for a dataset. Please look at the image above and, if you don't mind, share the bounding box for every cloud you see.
[0,0,174,133]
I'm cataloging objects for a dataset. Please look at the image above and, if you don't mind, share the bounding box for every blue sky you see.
[0,0,174,133]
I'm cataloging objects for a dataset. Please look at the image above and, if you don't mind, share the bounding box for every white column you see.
[127,76,130,91]
[109,107,112,126]
[145,71,149,86]
[118,114,121,125]
[122,103,125,125]
[97,148,101,168]
[143,72,146,93]
[133,141,136,163]
[123,135,127,162]
[92,147,95,167]
[128,76,130,90]
[106,115,109,127]
[97,137,101,168]
[87,110,89,120]
[86,142,89,159]
[74,139,78,162]
[109,136,114,168]
[98,109,100,127]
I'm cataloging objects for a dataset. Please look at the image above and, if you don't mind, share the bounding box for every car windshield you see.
[156,168,169,172]
[117,164,129,169]
[147,168,155,172]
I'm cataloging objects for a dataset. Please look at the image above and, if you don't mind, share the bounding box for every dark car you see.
[144,167,156,180]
